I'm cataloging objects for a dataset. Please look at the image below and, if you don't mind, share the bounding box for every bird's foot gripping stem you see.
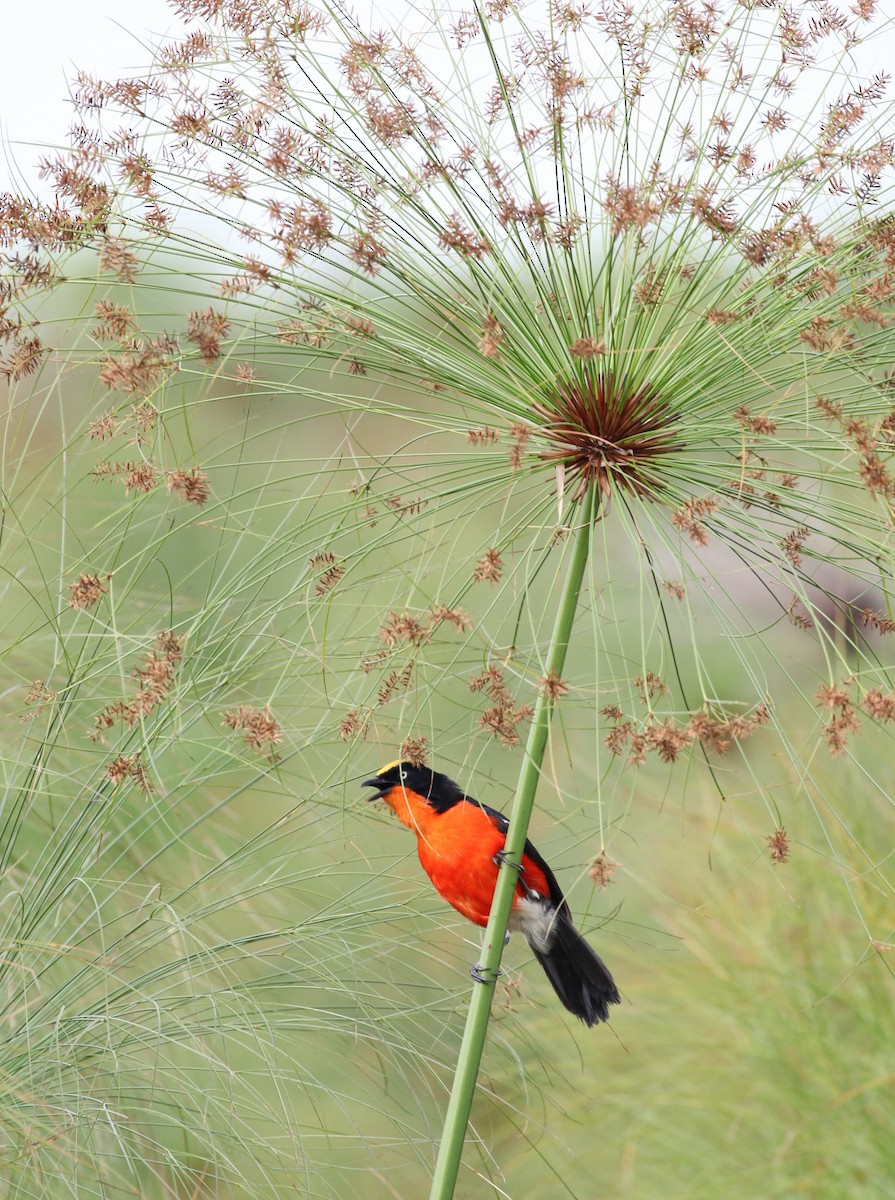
[493,849,538,901]
[493,849,523,872]
[470,962,503,985]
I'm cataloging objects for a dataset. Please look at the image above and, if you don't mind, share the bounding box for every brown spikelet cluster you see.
[671,496,720,545]
[106,752,153,793]
[67,573,109,610]
[472,548,503,585]
[816,679,861,755]
[818,401,895,502]
[379,610,432,647]
[99,237,138,283]
[222,705,283,757]
[787,594,815,630]
[309,552,345,596]
[90,631,183,739]
[439,215,490,258]
[187,307,230,363]
[88,412,118,440]
[569,336,606,359]
[429,604,471,632]
[766,828,791,864]
[93,300,135,341]
[859,607,895,635]
[662,579,686,601]
[167,468,210,506]
[350,231,387,275]
[734,405,777,436]
[538,671,569,700]
[378,664,415,706]
[477,314,505,357]
[861,687,895,722]
[535,368,682,501]
[634,672,668,702]
[467,427,499,446]
[588,850,618,890]
[339,708,368,742]
[0,336,44,382]
[21,680,57,723]
[507,423,532,471]
[399,736,429,767]
[781,526,811,569]
[603,701,769,764]
[92,458,156,495]
[469,665,534,746]
[384,495,425,517]
[98,337,177,395]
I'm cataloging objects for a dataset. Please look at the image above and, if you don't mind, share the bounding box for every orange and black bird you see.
[363,760,620,1027]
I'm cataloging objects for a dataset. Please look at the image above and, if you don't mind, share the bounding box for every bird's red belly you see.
[416,812,549,926]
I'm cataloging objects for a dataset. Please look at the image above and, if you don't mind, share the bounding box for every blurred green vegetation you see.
[0,271,892,1199]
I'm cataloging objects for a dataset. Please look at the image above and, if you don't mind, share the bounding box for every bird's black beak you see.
[362,777,386,800]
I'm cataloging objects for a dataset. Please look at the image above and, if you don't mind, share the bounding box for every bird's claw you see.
[470,962,502,985]
[493,849,524,873]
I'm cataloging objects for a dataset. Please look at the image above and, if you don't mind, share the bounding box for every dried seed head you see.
[535,368,682,501]
[766,828,791,864]
[588,850,618,889]
[67,573,109,609]
[399,736,429,766]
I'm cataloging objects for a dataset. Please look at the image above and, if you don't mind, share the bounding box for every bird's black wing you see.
[466,797,570,915]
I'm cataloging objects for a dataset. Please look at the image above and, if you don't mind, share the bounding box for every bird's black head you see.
[362,760,465,812]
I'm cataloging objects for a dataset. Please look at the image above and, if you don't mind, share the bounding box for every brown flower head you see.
[67,573,109,610]
[535,367,682,501]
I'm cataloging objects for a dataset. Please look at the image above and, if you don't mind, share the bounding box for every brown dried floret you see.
[187,306,231,363]
[20,680,57,722]
[378,665,415,706]
[429,604,471,632]
[339,709,368,742]
[223,705,283,757]
[379,610,432,646]
[781,526,811,569]
[817,678,861,755]
[671,496,719,546]
[569,336,606,359]
[588,850,618,889]
[98,338,175,395]
[469,664,533,746]
[734,405,777,436]
[765,828,791,864]
[860,607,895,635]
[861,687,895,722]
[467,427,500,446]
[107,753,153,792]
[167,467,210,506]
[477,314,505,357]
[93,300,135,341]
[399,736,429,767]
[472,548,503,585]
[67,573,109,610]
[538,671,569,700]
[88,412,118,441]
[507,423,532,471]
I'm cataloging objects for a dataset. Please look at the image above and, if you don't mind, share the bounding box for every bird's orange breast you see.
[380,786,550,926]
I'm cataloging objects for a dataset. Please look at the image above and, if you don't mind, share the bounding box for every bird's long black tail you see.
[530,912,620,1026]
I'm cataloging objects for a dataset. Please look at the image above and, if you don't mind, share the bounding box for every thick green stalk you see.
[429,484,597,1200]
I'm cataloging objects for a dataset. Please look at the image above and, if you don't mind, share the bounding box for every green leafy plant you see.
[2,0,895,1195]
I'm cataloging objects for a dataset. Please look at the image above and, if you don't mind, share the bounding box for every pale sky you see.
[0,0,184,193]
